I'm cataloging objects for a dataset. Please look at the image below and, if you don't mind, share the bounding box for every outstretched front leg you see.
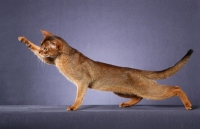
[18,36,40,53]
[18,36,55,65]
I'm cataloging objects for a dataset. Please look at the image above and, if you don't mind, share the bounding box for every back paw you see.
[119,102,132,108]
[185,103,192,110]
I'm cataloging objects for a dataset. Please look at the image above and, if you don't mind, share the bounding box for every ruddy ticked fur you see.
[18,30,193,111]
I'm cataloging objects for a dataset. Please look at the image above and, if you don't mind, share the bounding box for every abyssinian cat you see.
[18,30,193,111]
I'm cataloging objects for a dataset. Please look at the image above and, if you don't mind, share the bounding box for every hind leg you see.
[114,92,143,107]
[140,84,192,110]
[167,86,192,110]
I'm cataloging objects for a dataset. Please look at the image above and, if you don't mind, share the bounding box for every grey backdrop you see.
[0,0,199,106]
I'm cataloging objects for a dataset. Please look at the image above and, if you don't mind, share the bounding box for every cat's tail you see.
[141,49,193,80]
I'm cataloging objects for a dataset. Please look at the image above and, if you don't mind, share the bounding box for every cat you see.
[18,30,193,111]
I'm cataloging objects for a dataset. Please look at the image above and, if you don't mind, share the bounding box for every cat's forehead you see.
[41,36,56,45]
[40,36,64,47]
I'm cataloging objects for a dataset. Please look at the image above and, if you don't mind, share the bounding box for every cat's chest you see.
[55,60,74,76]
[55,58,83,81]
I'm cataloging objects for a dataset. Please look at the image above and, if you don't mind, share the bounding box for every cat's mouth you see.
[40,53,57,58]
[39,53,50,58]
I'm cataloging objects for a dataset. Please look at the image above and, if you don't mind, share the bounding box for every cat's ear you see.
[40,30,54,37]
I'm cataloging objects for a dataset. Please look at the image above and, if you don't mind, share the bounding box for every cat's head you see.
[39,30,63,58]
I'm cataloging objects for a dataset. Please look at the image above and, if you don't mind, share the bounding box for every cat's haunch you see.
[18,30,193,111]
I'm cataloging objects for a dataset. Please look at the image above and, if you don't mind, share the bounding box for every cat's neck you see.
[54,43,79,64]
[54,45,88,83]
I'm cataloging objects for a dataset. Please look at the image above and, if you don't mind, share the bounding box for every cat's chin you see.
[40,54,57,59]
[40,54,50,58]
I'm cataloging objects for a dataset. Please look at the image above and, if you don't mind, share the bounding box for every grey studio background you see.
[0,0,199,107]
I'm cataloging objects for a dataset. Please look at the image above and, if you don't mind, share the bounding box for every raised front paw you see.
[18,36,26,42]
[18,36,31,47]
[66,106,77,111]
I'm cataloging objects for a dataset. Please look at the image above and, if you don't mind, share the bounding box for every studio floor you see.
[0,105,200,129]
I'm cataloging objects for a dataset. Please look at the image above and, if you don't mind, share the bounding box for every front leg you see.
[18,36,40,53]
[18,36,55,65]
[67,85,88,111]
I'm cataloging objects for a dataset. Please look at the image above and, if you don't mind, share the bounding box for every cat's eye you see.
[51,42,56,45]
[43,48,48,51]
